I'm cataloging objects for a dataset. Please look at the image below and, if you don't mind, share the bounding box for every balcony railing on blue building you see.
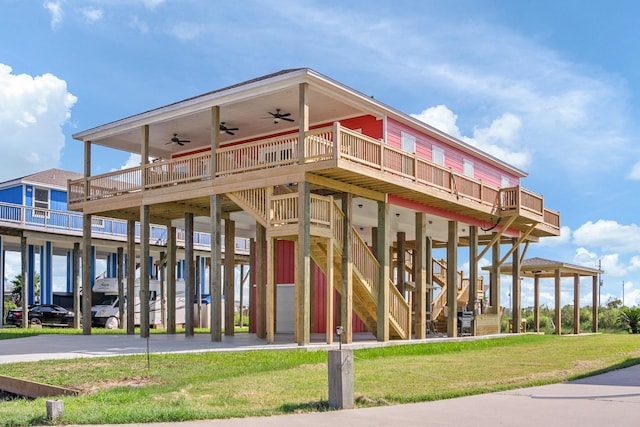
[0,201,250,254]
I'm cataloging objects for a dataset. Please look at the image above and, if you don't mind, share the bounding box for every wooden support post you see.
[376,200,389,342]
[159,251,166,328]
[266,236,276,344]
[397,231,406,295]
[117,247,124,329]
[126,219,135,334]
[224,219,235,336]
[490,233,500,312]
[297,182,312,345]
[415,213,427,339]
[210,195,222,342]
[167,224,177,334]
[469,226,478,321]
[184,212,194,336]
[511,237,521,333]
[20,235,28,329]
[249,237,255,334]
[554,268,561,335]
[298,82,309,164]
[592,275,598,333]
[256,224,267,339]
[341,193,353,344]
[140,205,150,338]
[446,221,458,337]
[82,216,92,335]
[573,273,580,335]
[72,242,80,329]
[534,274,540,332]
[426,236,433,314]
[326,236,334,344]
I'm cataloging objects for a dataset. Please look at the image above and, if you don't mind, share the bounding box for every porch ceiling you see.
[80,84,363,160]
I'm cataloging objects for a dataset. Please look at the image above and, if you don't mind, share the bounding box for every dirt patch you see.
[78,376,158,394]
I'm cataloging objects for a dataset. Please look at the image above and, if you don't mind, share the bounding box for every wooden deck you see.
[68,123,560,238]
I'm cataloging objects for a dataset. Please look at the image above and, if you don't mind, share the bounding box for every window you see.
[501,176,511,188]
[33,188,49,217]
[432,146,445,166]
[463,159,474,178]
[401,132,416,154]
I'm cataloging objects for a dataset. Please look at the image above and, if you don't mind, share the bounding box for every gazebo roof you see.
[482,257,602,278]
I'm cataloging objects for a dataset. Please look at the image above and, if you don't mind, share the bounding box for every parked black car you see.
[5,304,76,327]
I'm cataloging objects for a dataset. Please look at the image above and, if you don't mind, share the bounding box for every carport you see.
[488,257,603,334]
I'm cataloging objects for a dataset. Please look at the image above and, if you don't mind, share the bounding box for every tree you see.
[618,306,640,334]
[10,274,40,306]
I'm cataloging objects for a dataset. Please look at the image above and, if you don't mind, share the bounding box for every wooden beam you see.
[126,219,136,334]
[341,192,353,344]
[447,221,458,337]
[72,242,81,329]
[297,181,312,345]
[210,194,222,342]
[166,224,177,334]
[414,212,427,339]
[376,200,389,342]
[592,275,598,333]
[326,236,334,344]
[224,218,235,336]
[117,247,124,329]
[534,274,540,332]
[469,225,478,334]
[499,222,537,266]
[256,223,266,339]
[554,268,561,335]
[476,215,517,262]
[511,237,521,333]
[140,205,150,338]
[573,273,580,335]
[306,174,386,202]
[184,212,194,337]
[0,375,79,399]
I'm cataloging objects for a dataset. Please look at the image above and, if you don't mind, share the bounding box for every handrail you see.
[67,123,556,232]
[0,201,250,253]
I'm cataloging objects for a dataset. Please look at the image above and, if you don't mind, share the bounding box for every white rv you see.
[91,277,186,329]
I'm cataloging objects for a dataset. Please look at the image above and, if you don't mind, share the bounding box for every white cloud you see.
[573,220,640,253]
[43,1,63,30]
[412,105,530,169]
[129,15,149,34]
[628,161,640,180]
[121,153,141,170]
[538,225,572,247]
[0,64,76,181]
[82,7,103,23]
[142,0,166,10]
[169,22,206,41]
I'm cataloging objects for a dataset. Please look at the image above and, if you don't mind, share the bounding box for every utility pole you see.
[598,259,603,307]
[622,280,625,307]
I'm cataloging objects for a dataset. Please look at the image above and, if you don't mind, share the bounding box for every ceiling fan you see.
[166,133,190,146]
[266,109,294,124]
[219,122,239,135]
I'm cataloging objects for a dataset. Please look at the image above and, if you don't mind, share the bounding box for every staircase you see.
[228,187,411,339]
[431,259,484,333]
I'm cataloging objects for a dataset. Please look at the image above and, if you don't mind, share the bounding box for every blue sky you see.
[1,0,639,308]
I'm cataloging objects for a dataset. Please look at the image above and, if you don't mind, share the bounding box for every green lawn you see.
[0,333,639,426]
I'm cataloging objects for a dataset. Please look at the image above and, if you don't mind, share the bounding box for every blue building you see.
[0,168,249,326]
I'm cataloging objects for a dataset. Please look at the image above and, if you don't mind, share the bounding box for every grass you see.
[0,333,639,426]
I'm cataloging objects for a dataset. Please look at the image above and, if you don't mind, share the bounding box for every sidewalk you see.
[2,332,638,427]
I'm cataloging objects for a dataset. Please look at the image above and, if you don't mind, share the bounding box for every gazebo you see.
[484,257,603,335]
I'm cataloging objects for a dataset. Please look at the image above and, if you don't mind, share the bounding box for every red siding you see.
[385,117,519,187]
[312,263,367,334]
